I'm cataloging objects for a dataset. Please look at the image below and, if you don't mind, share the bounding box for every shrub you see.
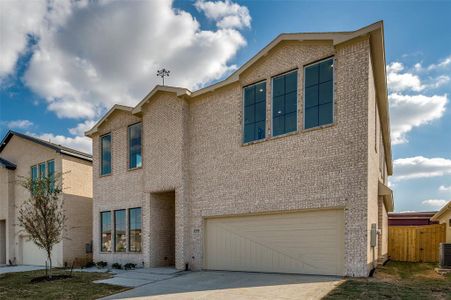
[96,261,107,269]
[124,263,136,270]
[112,263,122,270]
[85,261,95,268]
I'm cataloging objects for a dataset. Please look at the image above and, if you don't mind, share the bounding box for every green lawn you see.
[0,269,127,299]
[324,261,451,300]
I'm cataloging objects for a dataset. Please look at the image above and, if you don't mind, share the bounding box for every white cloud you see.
[69,120,97,136]
[393,156,451,181]
[6,119,33,129]
[386,62,424,92]
[427,55,451,71]
[2,0,249,120]
[195,0,251,29]
[0,0,47,78]
[421,199,449,209]
[439,185,451,192]
[30,132,92,154]
[389,93,447,144]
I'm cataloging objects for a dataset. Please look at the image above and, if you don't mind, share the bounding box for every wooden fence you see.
[388,224,446,262]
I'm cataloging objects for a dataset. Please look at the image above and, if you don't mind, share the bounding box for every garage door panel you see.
[205,209,344,275]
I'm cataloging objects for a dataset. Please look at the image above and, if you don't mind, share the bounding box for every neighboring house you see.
[86,21,393,277]
[431,202,451,243]
[388,212,438,226]
[0,131,93,267]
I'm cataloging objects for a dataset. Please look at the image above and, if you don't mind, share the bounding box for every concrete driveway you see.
[0,265,46,274]
[101,271,343,300]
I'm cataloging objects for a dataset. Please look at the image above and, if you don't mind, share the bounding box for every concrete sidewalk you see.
[0,265,46,274]
[101,271,343,300]
[92,267,184,288]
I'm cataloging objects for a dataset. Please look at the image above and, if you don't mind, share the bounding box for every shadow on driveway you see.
[101,270,343,300]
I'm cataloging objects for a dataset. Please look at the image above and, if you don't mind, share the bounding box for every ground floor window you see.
[129,207,142,252]
[114,210,126,252]
[100,211,112,252]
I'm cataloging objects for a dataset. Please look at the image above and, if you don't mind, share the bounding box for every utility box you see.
[370,223,377,247]
[439,243,451,268]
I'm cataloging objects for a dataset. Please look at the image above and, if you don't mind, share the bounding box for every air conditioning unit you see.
[439,243,451,268]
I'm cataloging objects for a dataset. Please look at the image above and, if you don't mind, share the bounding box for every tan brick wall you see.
[437,210,451,243]
[0,135,92,266]
[90,36,390,277]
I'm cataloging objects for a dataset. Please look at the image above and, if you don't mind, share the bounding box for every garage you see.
[204,209,345,276]
[21,237,62,266]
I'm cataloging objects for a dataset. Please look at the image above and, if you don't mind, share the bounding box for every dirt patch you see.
[30,274,72,283]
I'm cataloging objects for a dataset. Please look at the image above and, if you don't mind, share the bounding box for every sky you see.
[1,0,450,212]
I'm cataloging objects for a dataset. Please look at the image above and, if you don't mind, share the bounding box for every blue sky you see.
[1,0,450,212]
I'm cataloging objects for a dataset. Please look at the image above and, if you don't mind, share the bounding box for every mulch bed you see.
[30,274,72,283]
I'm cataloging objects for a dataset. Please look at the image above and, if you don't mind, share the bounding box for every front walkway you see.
[0,265,46,274]
[101,271,343,300]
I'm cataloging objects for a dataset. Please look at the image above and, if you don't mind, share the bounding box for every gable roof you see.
[0,157,16,170]
[431,201,451,221]
[85,104,133,136]
[0,131,92,162]
[84,21,392,174]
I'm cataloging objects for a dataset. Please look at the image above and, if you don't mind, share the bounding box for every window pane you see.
[255,82,266,103]
[243,81,266,143]
[273,95,284,118]
[285,71,297,93]
[255,121,265,140]
[129,208,142,252]
[273,76,285,97]
[101,134,111,175]
[31,165,38,181]
[244,105,254,124]
[244,85,255,106]
[319,81,333,105]
[101,211,112,252]
[244,124,254,143]
[39,163,45,178]
[319,59,333,83]
[305,86,318,108]
[285,92,297,114]
[114,210,126,252]
[319,103,333,126]
[273,116,285,136]
[47,160,55,192]
[255,102,266,122]
[305,64,319,87]
[305,107,319,129]
[285,112,297,133]
[129,123,142,169]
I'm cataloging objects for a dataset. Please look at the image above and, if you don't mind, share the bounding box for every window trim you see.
[100,133,112,176]
[271,68,299,137]
[100,211,112,253]
[302,56,335,131]
[128,207,142,253]
[127,122,143,171]
[242,79,267,144]
[114,209,127,253]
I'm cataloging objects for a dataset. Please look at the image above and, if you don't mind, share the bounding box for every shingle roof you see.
[0,130,92,162]
[0,157,16,170]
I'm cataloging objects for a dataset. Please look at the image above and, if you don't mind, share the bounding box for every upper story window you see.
[38,162,46,178]
[272,70,298,136]
[304,58,334,129]
[243,81,266,143]
[128,123,142,169]
[31,165,38,181]
[100,133,112,175]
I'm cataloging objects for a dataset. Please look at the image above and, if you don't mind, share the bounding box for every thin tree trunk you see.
[48,255,52,279]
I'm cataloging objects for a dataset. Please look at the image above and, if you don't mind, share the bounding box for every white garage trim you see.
[204,209,344,276]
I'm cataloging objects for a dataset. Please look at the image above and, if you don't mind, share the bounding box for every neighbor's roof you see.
[85,21,392,174]
[0,157,16,170]
[0,131,92,162]
[388,211,437,219]
[431,201,451,221]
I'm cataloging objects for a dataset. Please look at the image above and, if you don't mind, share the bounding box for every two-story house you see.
[86,21,393,277]
[0,131,93,267]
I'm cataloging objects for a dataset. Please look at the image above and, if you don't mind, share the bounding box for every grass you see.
[324,261,451,300]
[0,269,128,299]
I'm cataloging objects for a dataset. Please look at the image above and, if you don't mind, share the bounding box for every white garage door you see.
[205,209,345,276]
[21,238,61,266]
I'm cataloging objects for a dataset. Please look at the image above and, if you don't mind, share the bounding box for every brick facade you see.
[88,27,392,277]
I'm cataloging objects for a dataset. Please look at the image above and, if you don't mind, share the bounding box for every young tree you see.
[17,173,66,278]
